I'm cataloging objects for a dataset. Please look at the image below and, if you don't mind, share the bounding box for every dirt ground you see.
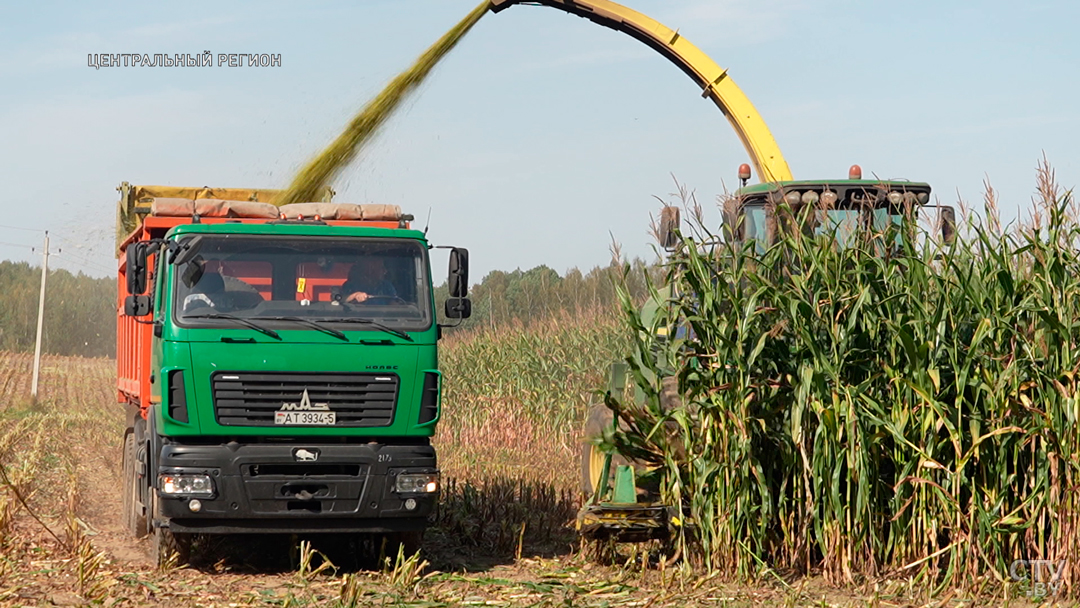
[0,353,1061,607]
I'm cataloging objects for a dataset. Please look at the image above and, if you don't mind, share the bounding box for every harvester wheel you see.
[580,404,628,498]
[121,432,148,538]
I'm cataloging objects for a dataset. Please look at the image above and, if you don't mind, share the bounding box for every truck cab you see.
[116,186,471,564]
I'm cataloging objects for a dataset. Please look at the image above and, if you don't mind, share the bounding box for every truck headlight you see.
[395,473,439,494]
[160,474,214,496]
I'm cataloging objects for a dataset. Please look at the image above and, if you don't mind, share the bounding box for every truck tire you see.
[154,526,192,568]
[121,432,148,538]
[121,432,133,534]
[384,530,423,560]
[580,404,629,498]
[151,494,192,567]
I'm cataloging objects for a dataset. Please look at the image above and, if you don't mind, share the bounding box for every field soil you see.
[0,352,1049,607]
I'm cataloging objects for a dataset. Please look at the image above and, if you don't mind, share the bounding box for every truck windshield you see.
[172,236,431,332]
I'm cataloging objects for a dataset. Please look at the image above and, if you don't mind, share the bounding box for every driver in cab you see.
[341,257,396,304]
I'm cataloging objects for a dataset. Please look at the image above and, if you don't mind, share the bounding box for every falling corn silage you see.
[273,1,491,208]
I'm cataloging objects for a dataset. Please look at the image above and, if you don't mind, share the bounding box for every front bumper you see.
[154,441,437,534]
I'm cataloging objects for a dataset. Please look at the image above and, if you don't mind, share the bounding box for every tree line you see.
[434,258,658,332]
[0,261,115,358]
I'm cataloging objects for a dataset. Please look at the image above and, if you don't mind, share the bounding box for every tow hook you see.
[281,484,326,501]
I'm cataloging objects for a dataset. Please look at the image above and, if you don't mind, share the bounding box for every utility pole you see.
[30,231,48,399]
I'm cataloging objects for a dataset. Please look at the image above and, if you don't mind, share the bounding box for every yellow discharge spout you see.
[490,0,794,183]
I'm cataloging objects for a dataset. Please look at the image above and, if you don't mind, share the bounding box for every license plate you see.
[275,411,336,426]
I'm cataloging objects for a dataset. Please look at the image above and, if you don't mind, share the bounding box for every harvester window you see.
[737,201,907,252]
[743,204,768,252]
[816,209,862,248]
[872,207,903,230]
[813,207,907,249]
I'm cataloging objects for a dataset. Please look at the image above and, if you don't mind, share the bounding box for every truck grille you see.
[211,372,398,427]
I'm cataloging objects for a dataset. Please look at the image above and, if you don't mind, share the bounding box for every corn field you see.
[610,165,1080,595]
[437,306,629,490]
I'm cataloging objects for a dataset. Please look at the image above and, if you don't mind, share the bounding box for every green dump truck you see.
[116,185,472,565]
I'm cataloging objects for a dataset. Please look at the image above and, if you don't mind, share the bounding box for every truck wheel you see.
[580,404,628,498]
[151,494,192,567]
[154,526,192,567]
[382,530,423,561]
[121,432,148,538]
[121,432,133,534]
[398,530,423,557]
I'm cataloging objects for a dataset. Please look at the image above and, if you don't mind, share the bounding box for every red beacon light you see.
[849,164,862,180]
[738,163,752,186]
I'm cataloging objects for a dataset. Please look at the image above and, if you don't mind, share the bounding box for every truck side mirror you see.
[126,243,148,295]
[445,297,472,319]
[658,206,680,249]
[448,248,469,298]
[939,205,956,244]
[124,295,152,317]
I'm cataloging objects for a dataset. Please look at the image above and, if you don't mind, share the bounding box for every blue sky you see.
[0,0,1077,280]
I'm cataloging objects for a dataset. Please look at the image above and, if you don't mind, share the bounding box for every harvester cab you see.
[723,166,951,252]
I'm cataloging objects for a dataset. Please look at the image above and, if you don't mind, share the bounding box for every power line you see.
[53,254,113,276]
[54,230,112,242]
[50,235,106,252]
[0,242,113,275]
[0,223,44,233]
[52,252,113,269]
[60,251,112,267]
[51,246,113,269]
[0,226,114,273]
[3,226,111,253]
[49,234,113,259]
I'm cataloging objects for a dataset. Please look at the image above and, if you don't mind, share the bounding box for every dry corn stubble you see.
[273,1,490,207]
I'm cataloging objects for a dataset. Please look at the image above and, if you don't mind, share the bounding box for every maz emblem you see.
[294,448,320,462]
[280,389,330,412]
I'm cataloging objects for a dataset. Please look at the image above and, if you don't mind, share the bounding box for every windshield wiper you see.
[251,316,348,341]
[330,318,414,342]
[185,313,281,340]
